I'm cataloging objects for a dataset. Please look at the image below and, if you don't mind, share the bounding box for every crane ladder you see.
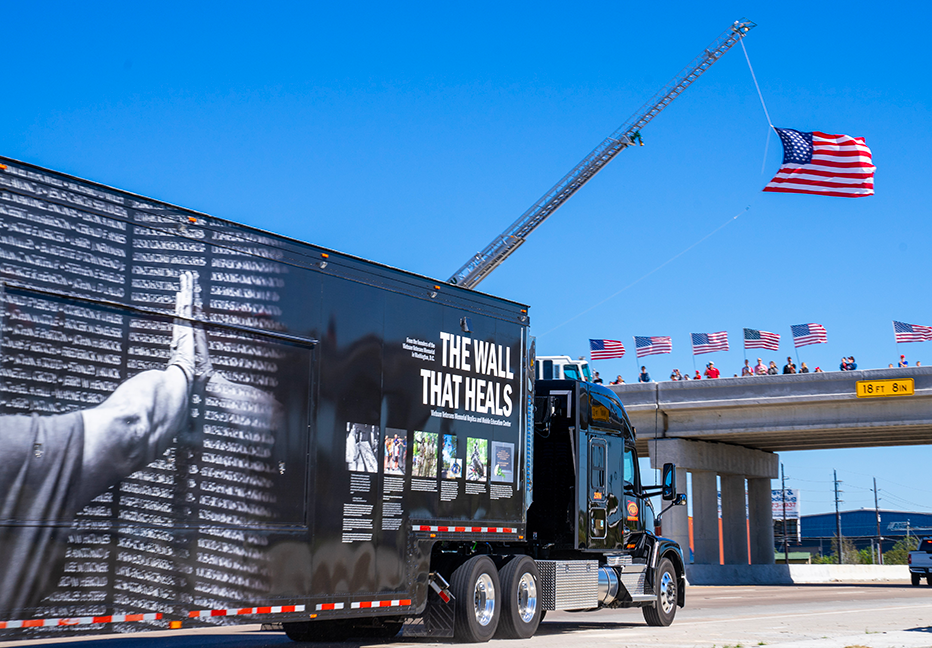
[448,19,756,289]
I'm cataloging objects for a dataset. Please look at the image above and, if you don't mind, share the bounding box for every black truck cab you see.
[529,380,653,555]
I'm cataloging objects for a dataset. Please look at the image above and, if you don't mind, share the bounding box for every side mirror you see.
[662,463,677,501]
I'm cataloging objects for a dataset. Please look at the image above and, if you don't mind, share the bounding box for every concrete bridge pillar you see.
[748,477,776,564]
[650,438,779,566]
[690,470,719,564]
[720,474,748,564]
[659,467,690,560]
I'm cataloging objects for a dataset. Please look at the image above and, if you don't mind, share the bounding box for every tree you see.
[883,536,919,565]
[815,536,859,564]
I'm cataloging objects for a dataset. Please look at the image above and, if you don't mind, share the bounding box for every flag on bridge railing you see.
[893,321,932,343]
[744,328,780,351]
[763,128,875,198]
[634,336,672,359]
[791,323,828,348]
[589,339,626,360]
[691,331,729,355]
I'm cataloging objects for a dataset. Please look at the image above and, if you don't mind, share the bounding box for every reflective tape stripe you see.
[349,599,412,609]
[315,603,345,611]
[0,613,162,629]
[187,605,303,618]
[413,525,516,534]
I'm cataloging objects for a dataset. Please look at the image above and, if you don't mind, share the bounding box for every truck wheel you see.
[642,558,677,627]
[496,556,542,639]
[451,555,501,642]
[912,573,921,586]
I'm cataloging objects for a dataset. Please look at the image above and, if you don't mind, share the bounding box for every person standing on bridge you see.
[703,362,720,379]
[899,354,908,367]
[800,362,810,373]
[754,358,767,375]
[638,366,651,383]
[741,359,753,377]
[783,357,796,374]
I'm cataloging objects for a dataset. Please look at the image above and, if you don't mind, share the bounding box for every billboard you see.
[772,488,800,519]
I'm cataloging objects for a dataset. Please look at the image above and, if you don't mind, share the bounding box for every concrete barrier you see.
[686,563,910,585]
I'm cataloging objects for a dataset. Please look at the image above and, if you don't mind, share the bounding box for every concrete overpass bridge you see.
[609,366,932,572]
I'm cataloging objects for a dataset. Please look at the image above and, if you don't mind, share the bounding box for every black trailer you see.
[0,156,684,644]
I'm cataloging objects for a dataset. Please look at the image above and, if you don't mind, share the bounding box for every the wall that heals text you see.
[0,161,312,635]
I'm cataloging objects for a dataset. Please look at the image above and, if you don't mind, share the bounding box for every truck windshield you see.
[582,364,592,381]
[920,540,932,552]
[563,364,581,380]
[623,445,636,491]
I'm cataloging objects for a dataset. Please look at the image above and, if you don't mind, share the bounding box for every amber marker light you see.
[169,621,183,629]
[430,533,436,538]
[309,614,318,619]
[187,216,197,223]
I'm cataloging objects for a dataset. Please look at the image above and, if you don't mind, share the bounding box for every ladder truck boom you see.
[448,18,756,289]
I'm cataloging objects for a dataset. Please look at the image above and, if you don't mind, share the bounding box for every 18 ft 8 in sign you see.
[856,378,914,398]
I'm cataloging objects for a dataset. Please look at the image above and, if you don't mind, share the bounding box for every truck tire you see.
[451,555,501,642]
[912,573,921,586]
[495,556,542,639]
[642,558,677,627]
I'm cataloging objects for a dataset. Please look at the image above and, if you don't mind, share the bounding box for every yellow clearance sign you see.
[855,378,914,398]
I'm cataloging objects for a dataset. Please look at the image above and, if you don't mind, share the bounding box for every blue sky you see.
[3,2,931,519]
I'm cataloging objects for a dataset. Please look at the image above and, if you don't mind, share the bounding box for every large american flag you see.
[763,128,875,198]
[791,323,828,348]
[634,336,672,359]
[893,321,932,344]
[744,328,780,351]
[691,331,729,355]
[589,339,626,360]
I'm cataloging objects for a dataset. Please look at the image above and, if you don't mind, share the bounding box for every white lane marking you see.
[670,602,932,627]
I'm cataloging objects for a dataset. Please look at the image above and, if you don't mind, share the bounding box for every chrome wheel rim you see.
[659,571,676,614]
[474,573,496,626]
[516,572,538,623]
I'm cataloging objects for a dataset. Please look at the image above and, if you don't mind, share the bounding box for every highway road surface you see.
[5,583,932,648]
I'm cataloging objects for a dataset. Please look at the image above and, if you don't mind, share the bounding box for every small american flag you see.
[691,331,729,355]
[589,339,626,360]
[634,336,672,359]
[763,128,875,198]
[791,323,828,348]
[893,321,932,344]
[744,328,780,351]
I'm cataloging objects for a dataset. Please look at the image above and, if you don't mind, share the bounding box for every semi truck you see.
[0,156,685,643]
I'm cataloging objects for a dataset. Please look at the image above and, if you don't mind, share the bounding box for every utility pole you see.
[782,463,789,564]
[834,469,843,564]
[874,477,883,564]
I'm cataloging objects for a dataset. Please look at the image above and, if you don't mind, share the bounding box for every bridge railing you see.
[609,366,932,452]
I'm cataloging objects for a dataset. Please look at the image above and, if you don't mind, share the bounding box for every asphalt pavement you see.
[4,583,932,648]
